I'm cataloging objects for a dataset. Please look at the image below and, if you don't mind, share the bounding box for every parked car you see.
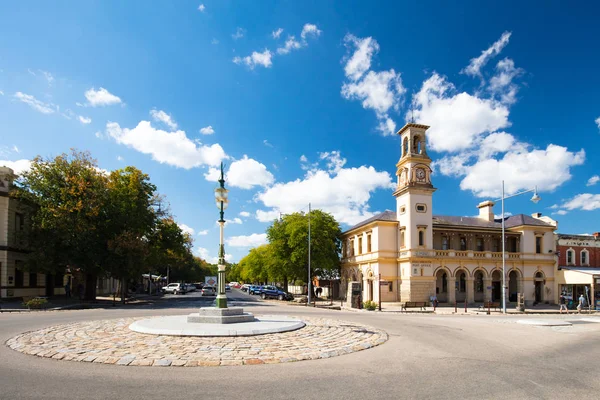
[162,283,186,295]
[260,285,294,301]
[184,283,196,292]
[241,284,250,292]
[249,285,262,295]
[193,283,204,290]
[201,285,216,296]
[225,285,231,292]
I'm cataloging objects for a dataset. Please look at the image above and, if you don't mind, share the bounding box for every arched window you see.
[412,136,419,153]
[567,249,574,265]
[475,271,484,292]
[581,249,589,265]
[442,273,448,293]
[458,272,466,292]
[402,138,408,157]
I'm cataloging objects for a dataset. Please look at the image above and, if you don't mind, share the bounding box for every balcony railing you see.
[341,248,555,262]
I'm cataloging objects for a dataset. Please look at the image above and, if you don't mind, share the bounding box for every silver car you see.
[201,286,216,296]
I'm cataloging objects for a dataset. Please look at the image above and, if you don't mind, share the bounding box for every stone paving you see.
[6,316,388,367]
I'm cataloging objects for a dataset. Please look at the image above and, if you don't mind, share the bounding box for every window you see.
[416,204,427,213]
[388,282,393,292]
[475,272,484,292]
[15,212,24,232]
[442,273,448,293]
[29,272,37,287]
[460,237,467,251]
[492,239,500,252]
[567,249,574,265]
[349,240,355,256]
[358,237,363,255]
[418,231,424,246]
[507,237,518,252]
[367,234,372,253]
[535,236,542,254]
[442,236,448,250]
[399,206,406,214]
[581,250,589,265]
[400,229,405,248]
[14,262,24,287]
[476,238,484,251]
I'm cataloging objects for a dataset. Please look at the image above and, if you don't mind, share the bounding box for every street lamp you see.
[497,181,541,314]
[215,162,229,309]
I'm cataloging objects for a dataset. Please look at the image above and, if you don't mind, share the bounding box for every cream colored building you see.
[340,123,558,306]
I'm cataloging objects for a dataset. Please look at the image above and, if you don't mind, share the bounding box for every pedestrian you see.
[577,294,585,313]
[316,287,322,298]
[64,282,71,298]
[559,293,568,314]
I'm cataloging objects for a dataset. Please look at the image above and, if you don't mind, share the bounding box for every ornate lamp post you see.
[214,162,229,309]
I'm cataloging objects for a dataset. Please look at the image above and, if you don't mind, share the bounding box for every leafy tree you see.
[13,150,109,300]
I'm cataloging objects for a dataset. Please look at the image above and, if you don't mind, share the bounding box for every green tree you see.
[14,150,109,300]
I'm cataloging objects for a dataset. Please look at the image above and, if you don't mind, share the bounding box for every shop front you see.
[557,267,599,310]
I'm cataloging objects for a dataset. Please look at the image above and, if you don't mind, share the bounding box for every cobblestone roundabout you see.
[6,316,388,367]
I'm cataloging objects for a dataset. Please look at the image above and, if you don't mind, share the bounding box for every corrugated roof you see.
[344,210,397,233]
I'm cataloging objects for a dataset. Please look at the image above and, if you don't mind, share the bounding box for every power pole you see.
[308,202,312,305]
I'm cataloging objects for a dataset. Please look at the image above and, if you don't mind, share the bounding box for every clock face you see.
[416,168,426,180]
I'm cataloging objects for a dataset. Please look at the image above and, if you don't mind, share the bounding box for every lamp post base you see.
[216,295,227,309]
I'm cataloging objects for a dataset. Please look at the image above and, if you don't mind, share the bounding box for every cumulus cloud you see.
[106,121,226,169]
[200,125,215,135]
[198,4,205,12]
[178,223,195,236]
[84,87,122,107]
[462,31,512,78]
[226,233,268,248]
[225,155,275,189]
[0,159,32,174]
[587,175,600,187]
[558,194,600,212]
[13,92,56,114]
[150,109,177,130]
[489,58,523,105]
[233,49,273,69]
[301,23,321,39]
[277,36,302,55]
[197,230,209,236]
[196,247,233,264]
[239,211,250,217]
[78,116,92,124]
[256,152,393,225]
[596,117,600,130]
[341,34,405,136]
[272,28,283,39]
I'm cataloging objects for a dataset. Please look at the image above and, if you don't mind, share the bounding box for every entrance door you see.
[492,281,501,302]
[368,280,373,301]
[535,281,542,303]
[45,274,54,297]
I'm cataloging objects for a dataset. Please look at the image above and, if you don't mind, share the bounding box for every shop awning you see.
[559,267,600,275]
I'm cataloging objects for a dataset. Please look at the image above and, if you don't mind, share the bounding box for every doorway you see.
[534,272,544,303]
[45,274,54,297]
[492,270,502,302]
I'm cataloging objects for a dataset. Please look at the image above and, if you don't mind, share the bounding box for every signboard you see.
[205,276,217,286]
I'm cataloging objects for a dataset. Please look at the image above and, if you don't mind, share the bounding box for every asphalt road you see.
[1,291,599,400]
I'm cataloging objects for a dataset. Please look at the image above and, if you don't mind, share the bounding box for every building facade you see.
[556,233,600,310]
[340,123,558,306]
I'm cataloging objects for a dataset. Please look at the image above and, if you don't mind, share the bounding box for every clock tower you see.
[393,123,436,252]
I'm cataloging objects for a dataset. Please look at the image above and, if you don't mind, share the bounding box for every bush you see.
[23,297,48,310]
[363,300,377,311]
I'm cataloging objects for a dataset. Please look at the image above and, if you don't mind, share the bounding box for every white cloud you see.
[226,233,268,248]
[341,35,405,136]
[256,209,280,222]
[233,49,273,69]
[319,151,346,174]
[226,155,274,189]
[239,211,250,217]
[462,31,512,78]
[203,166,220,182]
[263,140,273,148]
[0,90,4,96]
[13,92,56,114]
[200,125,215,135]
[299,155,308,163]
[459,144,585,197]
[195,247,233,264]
[84,87,122,107]
[232,27,245,40]
[412,73,510,152]
[197,229,209,236]
[198,4,205,12]
[106,121,226,169]
[277,36,302,55]
[587,175,600,187]
[559,194,600,212]
[150,109,177,130]
[256,157,393,225]
[117,156,124,161]
[78,115,92,124]
[596,117,600,130]
[12,145,20,154]
[489,58,523,105]
[553,210,568,215]
[0,159,32,174]
[178,223,195,236]
[272,28,283,39]
[300,23,321,40]
[221,217,243,226]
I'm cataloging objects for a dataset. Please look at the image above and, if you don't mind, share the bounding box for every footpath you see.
[0,293,158,312]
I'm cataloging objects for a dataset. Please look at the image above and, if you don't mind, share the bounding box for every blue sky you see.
[1,1,599,262]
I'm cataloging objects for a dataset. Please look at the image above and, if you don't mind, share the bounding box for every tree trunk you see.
[283,276,288,292]
[84,272,97,301]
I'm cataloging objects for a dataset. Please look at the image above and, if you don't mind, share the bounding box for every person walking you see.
[559,293,568,314]
[577,294,585,313]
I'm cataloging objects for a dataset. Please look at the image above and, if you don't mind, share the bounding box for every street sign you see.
[205,276,217,286]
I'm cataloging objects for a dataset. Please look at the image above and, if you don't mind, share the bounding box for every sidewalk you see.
[0,293,158,312]
[341,302,599,315]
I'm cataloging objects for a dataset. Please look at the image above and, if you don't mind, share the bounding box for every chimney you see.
[477,200,495,222]
[532,213,543,218]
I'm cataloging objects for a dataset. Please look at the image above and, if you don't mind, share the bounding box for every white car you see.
[162,283,186,295]
[201,286,216,296]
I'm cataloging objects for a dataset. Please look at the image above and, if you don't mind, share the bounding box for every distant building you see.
[556,233,600,310]
[340,123,558,306]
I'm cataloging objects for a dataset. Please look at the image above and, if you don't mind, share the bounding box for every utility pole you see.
[308,203,311,305]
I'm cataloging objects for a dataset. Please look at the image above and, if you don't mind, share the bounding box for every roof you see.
[344,210,397,233]
[433,214,555,229]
